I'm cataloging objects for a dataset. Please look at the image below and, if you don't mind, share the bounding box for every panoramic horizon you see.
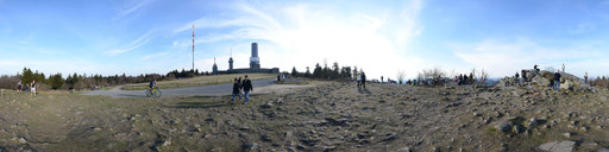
[4,1,609,151]
[1,0,609,79]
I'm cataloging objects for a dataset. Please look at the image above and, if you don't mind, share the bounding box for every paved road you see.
[83,79,277,98]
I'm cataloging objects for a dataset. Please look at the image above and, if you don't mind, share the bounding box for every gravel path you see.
[83,79,277,98]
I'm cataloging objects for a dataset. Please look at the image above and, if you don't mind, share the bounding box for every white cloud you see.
[177,0,426,79]
[105,31,153,55]
[140,51,169,61]
[452,38,608,77]
[115,0,155,19]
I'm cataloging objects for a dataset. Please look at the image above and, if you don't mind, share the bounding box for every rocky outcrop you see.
[498,69,587,90]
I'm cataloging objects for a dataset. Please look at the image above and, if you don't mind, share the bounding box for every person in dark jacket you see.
[231,78,241,101]
[242,75,253,103]
[361,73,366,89]
[553,71,561,91]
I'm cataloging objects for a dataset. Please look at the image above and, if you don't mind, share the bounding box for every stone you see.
[432,146,440,152]
[261,134,272,142]
[528,118,543,127]
[494,121,513,133]
[205,117,214,122]
[242,143,258,151]
[560,80,574,90]
[532,76,550,87]
[512,125,525,134]
[398,147,412,152]
[473,112,482,117]
[18,137,27,144]
[599,148,609,152]
[323,146,336,152]
[239,126,250,131]
[383,132,397,141]
[325,117,347,126]
[260,102,273,109]
[538,140,575,152]
[562,132,574,138]
[162,139,172,147]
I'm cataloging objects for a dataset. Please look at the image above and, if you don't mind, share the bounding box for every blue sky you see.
[0,0,608,79]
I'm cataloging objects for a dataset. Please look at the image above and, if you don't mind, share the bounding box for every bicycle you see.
[146,87,162,98]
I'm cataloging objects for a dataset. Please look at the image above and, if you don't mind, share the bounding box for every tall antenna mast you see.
[192,24,195,71]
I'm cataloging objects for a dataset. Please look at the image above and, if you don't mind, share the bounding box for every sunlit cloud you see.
[452,38,608,77]
[115,0,155,20]
[176,0,426,79]
[105,31,153,55]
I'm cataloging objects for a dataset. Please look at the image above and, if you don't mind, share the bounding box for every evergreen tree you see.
[48,73,64,90]
[291,67,298,77]
[313,63,322,79]
[21,68,34,84]
[332,62,339,79]
[305,66,311,78]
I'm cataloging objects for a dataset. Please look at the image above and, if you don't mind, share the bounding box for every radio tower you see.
[192,24,195,71]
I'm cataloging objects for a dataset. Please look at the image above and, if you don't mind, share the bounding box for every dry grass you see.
[121,73,276,90]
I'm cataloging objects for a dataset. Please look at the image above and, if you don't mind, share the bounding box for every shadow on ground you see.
[358,88,372,94]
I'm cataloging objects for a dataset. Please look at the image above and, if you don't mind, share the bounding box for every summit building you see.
[212,42,279,74]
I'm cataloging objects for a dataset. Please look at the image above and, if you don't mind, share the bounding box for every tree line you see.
[290,62,362,81]
[0,68,212,90]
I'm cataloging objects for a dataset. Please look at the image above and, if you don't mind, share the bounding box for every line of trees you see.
[0,68,213,90]
[291,62,360,80]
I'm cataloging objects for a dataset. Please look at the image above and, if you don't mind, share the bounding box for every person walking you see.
[238,77,243,97]
[356,73,361,88]
[553,71,561,91]
[584,72,589,84]
[242,75,253,103]
[231,78,241,101]
[16,81,22,92]
[30,80,37,96]
[361,72,367,89]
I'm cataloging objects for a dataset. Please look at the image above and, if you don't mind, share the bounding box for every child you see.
[231,78,241,101]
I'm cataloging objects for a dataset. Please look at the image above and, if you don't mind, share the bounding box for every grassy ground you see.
[121,73,276,90]
[2,81,609,151]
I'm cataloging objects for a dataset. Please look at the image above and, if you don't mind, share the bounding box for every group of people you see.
[232,75,254,103]
[16,80,38,96]
[356,72,367,89]
[454,73,475,85]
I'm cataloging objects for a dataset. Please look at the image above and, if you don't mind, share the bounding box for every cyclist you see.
[149,79,157,91]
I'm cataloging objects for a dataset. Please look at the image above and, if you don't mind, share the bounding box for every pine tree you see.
[291,67,298,77]
[305,66,311,78]
[48,73,64,90]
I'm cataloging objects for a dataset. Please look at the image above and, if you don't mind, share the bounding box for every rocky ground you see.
[1,81,609,151]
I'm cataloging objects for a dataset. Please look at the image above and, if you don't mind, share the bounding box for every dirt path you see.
[83,79,311,98]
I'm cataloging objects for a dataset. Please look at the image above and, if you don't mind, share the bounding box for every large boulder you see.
[504,69,586,90]
[532,76,551,87]
[560,80,574,90]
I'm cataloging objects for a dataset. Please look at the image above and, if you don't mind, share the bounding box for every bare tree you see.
[478,69,489,85]
[397,70,406,84]
[419,67,446,86]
